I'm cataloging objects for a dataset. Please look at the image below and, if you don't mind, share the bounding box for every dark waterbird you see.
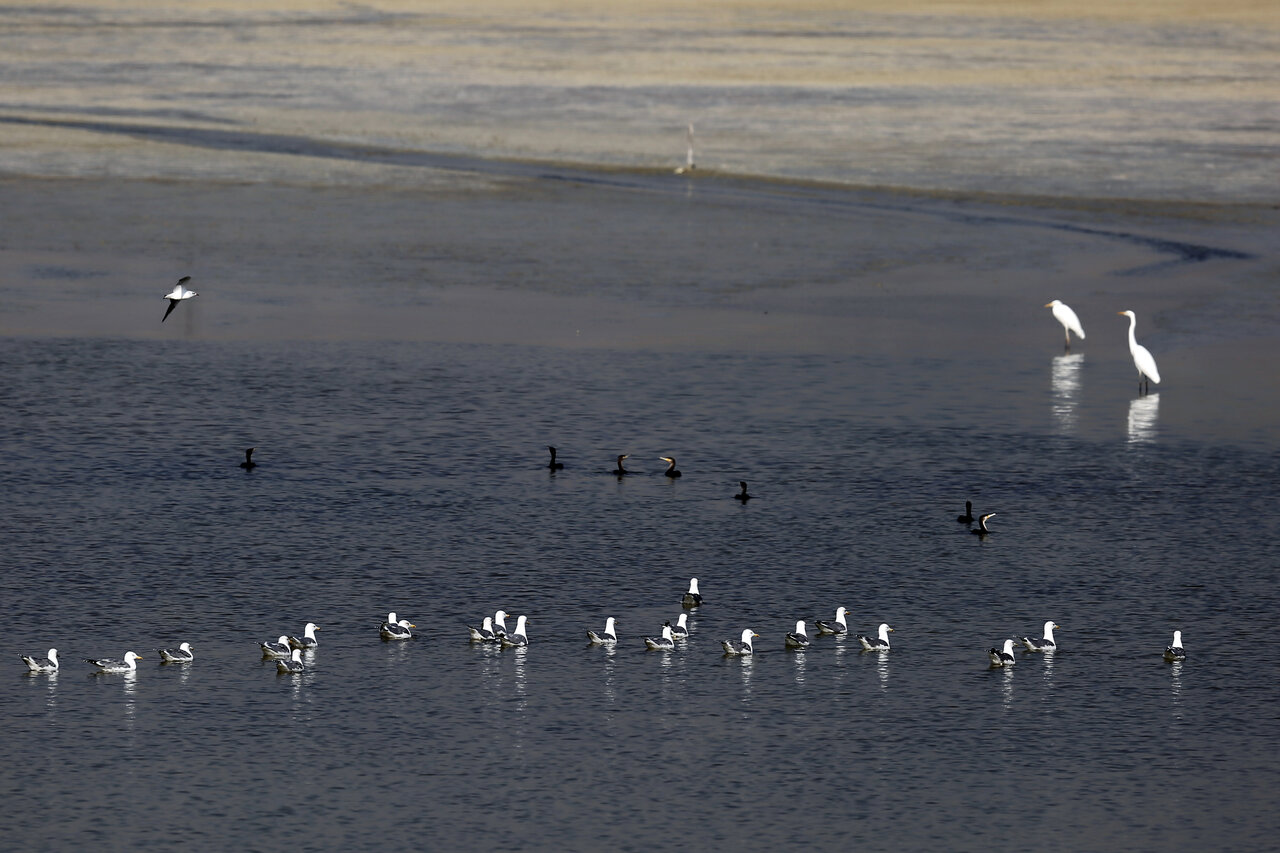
[735,481,752,502]
[547,446,563,470]
[971,513,995,536]
[239,447,257,470]
[956,500,973,523]
[660,455,682,478]
[612,454,630,476]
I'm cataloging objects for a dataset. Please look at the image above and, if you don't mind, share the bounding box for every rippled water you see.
[3,336,1278,851]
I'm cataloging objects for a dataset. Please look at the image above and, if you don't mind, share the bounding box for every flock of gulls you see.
[19,576,1187,677]
[21,293,1176,678]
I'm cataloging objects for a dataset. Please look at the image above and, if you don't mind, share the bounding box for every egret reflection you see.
[1050,353,1084,432]
[1127,392,1160,444]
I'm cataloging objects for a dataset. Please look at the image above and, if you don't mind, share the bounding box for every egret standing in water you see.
[674,123,695,174]
[1119,310,1161,395]
[162,276,198,322]
[1045,300,1085,350]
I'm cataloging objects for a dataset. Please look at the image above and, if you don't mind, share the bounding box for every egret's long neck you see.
[1127,314,1138,348]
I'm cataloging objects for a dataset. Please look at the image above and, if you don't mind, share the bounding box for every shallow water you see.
[0,2,1276,201]
[2,336,1278,851]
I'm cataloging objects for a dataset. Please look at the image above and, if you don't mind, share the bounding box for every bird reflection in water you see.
[737,655,754,699]
[1050,353,1084,432]
[1169,660,1183,721]
[791,648,807,687]
[875,653,890,692]
[1127,392,1160,444]
[1000,666,1015,710]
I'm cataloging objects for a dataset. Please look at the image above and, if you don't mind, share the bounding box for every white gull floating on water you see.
[815,607,849,635]
[644,624,675,651]
[588,617,617,645]
[1164,631,1186,662]
[785,621,810,649]
[722,628,757,656]
[86,651,142,673]
[670,613,690,639]
[500,615,528,647]
[988,640,1017,667]
[682,578,703,608]
[858,623,894,651]
[493,610,513,639]
[1020,621,1060,652]
[21,648,59,672]
[260,635,292,658]
[277,649,304,674]
[159,642,194,663]
[468,617,497,642]
[381,612,415,640]
[288,623,319,650]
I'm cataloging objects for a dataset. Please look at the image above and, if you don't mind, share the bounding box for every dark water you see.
[2,336,1278,851]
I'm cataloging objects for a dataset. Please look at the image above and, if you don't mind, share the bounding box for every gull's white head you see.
[605,617,616,633]
[514,615,527,634]
[879,623,894,641]
[1002,639,1016,655]
[48,649,59,663]
[836,606,848,622]
[676,613,688,628]
[482,616,493,631]
[795,620,806,634]
[387,612,398,624]
[291,649,302,662]
[495,610,509,625]
[662,625,674,641]
[1171,630,1183,647]
[741,628,756,646]
[304,623,318,638]
[398,619,414,629]
[1044,621,1059,640]
[124,651,140,663]
[179,642,191,653]
[688,578,700,595]
[277,635,290,646]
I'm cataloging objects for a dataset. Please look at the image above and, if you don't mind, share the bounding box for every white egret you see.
[674,123,695,174]
[1045,300,1085,350]
[1118,310,1161,395]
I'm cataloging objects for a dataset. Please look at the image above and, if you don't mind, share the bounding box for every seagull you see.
[858,623,894,651]
[158,642,194,663]
[785,621,810,649]
[1164,630,1186,662]
[734,481,751,502]
[660,456,682,478]
[1119,310,1161,395]
[288,623,319,650]
[162,276,198,322]
[988,639,1017,667]
[277,649,305,674]
[260,635,292,658]
[468,616,498,643]
[499,615,528,647]
[239,448,257,470]
[547,446,564,470]
[956,501,974,524]
[612,454,630,476]
[1045,300,1086,350]
[588,617,618,645]
[21,648,59,673]
[381,612,415,641]
[682,578,703,608]
[815,607,849,635]
[674,122,696,174]
[644,623,676,651]
[1020,621,1060,652]
[86,651,142,673]
[493,610,513,639]
[972,513,996,536]
[722,628,757,656]
[670,613,690,639]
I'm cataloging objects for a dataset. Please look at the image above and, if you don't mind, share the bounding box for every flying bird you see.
[162,276,198,322]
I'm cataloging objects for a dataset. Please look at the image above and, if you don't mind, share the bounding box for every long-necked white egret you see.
[1045,299,1085,350]
[1119,310,1161,395]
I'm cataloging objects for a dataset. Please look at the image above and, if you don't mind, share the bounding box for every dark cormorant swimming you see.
[613,454,630,476]
[735,481,751,502]
[956,500,973,523]
[239,448,257,470]
[660,456,682,478]
[547,446,564,470]
[971,513,996,535]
